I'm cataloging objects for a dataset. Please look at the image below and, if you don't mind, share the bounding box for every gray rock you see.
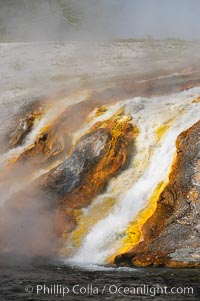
[41,128,111,198]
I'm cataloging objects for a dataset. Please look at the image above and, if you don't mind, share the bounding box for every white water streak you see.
[69,89,200,264]
[0,93,88,167]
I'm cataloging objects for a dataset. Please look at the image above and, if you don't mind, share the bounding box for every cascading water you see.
[0,75,200,265]
[0,92,89,208]
[67,87,200,265]
[0,92,88,168]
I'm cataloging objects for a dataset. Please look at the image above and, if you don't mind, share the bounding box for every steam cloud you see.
[1,0,200,42]
[1,0,200,260]
[0,160,60,259]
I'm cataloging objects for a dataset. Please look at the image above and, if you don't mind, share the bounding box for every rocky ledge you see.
[115,120,200,268]
[40,117,134,237]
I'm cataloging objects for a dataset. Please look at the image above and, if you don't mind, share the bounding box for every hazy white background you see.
[0,0,200,41]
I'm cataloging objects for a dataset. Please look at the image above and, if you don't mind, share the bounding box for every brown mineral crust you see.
[38,117,134,237]
[115,120,200,268]
[15,129,72,166]
[5,96,51,151]
[12,99,118,166]
[9,111,42,148]
[9,70,200,161]
[91,71,200,102]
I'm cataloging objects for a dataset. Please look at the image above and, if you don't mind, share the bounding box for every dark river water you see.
[0,258,200,301]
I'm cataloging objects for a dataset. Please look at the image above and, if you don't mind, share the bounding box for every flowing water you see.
[1,41,200,300]
[66,87,200,264]
[1,87,200,263]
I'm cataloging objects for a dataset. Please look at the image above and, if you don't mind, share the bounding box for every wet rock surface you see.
[40,128,111,199]
[0,111,134,254]
[2,41,200,264]
[115,120,200,268]
[30,117,134,238]
[9,111,42,148]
